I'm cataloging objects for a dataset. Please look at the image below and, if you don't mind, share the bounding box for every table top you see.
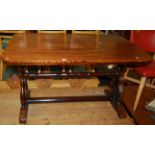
[1,33,151,66]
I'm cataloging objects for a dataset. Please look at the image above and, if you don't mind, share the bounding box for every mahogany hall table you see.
[1,33,151,124]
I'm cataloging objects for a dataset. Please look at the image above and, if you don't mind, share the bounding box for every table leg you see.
[19,68,29,124]
[17,66,127,124]
[110,74,127,118]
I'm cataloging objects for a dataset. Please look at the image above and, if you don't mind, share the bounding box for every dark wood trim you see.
[18,66,126,124]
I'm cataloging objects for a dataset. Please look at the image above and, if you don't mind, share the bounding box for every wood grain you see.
[0,87,135,125]
[1,33,151,66]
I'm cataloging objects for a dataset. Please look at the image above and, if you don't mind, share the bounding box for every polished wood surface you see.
[72,30,100,35]
[38,30,66,34]
[1,33,151,66]
[0,30,26,80]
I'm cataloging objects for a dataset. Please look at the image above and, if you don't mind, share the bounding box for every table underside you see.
[18,65,127,124]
